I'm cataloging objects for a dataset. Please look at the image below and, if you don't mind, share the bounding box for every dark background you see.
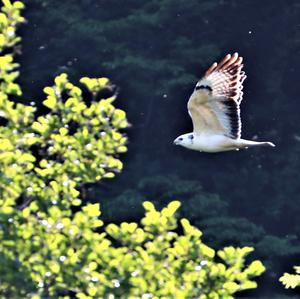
[19,0,300,297]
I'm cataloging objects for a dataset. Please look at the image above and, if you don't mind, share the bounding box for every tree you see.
[280,267,300,289]
[0,1,265,298]
[21,0,300,242]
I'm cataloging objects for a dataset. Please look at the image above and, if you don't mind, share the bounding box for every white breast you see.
[188,134,237,153]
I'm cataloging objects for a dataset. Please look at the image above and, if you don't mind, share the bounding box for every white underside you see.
[184,134,274,153]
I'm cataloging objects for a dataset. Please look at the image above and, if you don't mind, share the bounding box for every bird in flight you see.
[173,52,275,153]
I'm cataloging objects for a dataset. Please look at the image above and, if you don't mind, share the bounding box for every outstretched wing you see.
[187,52,246,139]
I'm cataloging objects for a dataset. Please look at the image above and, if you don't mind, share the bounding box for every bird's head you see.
[173,133,194,148]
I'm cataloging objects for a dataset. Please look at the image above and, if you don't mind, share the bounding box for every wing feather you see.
[188,52,246,139]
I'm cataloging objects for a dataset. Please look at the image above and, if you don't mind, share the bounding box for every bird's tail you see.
[237,139,275,148]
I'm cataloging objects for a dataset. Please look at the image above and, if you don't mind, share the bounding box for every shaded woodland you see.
[15,0,300,297]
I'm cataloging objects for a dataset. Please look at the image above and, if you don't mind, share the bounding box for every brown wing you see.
[188,52,246,138]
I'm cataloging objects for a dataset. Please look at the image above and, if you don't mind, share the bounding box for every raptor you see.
[173,53,275,153]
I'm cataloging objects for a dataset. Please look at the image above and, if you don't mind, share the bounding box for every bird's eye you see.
[179,138,183,141]
[189,135,194,140]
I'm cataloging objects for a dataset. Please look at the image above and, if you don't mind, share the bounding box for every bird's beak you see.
[173,139,179,145]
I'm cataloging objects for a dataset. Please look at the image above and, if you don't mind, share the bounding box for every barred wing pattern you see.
[188,53,246,139]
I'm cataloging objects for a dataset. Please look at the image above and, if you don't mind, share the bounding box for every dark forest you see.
[2,0,300,297]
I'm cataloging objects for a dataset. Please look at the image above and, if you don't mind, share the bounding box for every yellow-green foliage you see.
[280,266,300,289]
[0,0,128,211]
[0,1,265,298]
[2,197,266,299]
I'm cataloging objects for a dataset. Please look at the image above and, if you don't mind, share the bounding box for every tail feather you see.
[237,139,275,148]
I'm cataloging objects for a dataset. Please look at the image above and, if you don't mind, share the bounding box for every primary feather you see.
[188,52,245,139]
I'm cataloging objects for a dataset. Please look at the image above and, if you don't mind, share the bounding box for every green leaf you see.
[223,282,239,293]
[98,77,109,86]
[200,244,215,258]
[49,262,60,274]
[247,260,266,275]
[20,153,36,163]
[83,204,101,217]
[143,201,155,211]
[87,286,97,296]
[32,121,46,133]
[72,199,82,206]
[54,73,68,88]
[43,96,57,109]
[13,1,25,9]
[59,127,68,136]
[43,86,55,96]
[2,206,13,214]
